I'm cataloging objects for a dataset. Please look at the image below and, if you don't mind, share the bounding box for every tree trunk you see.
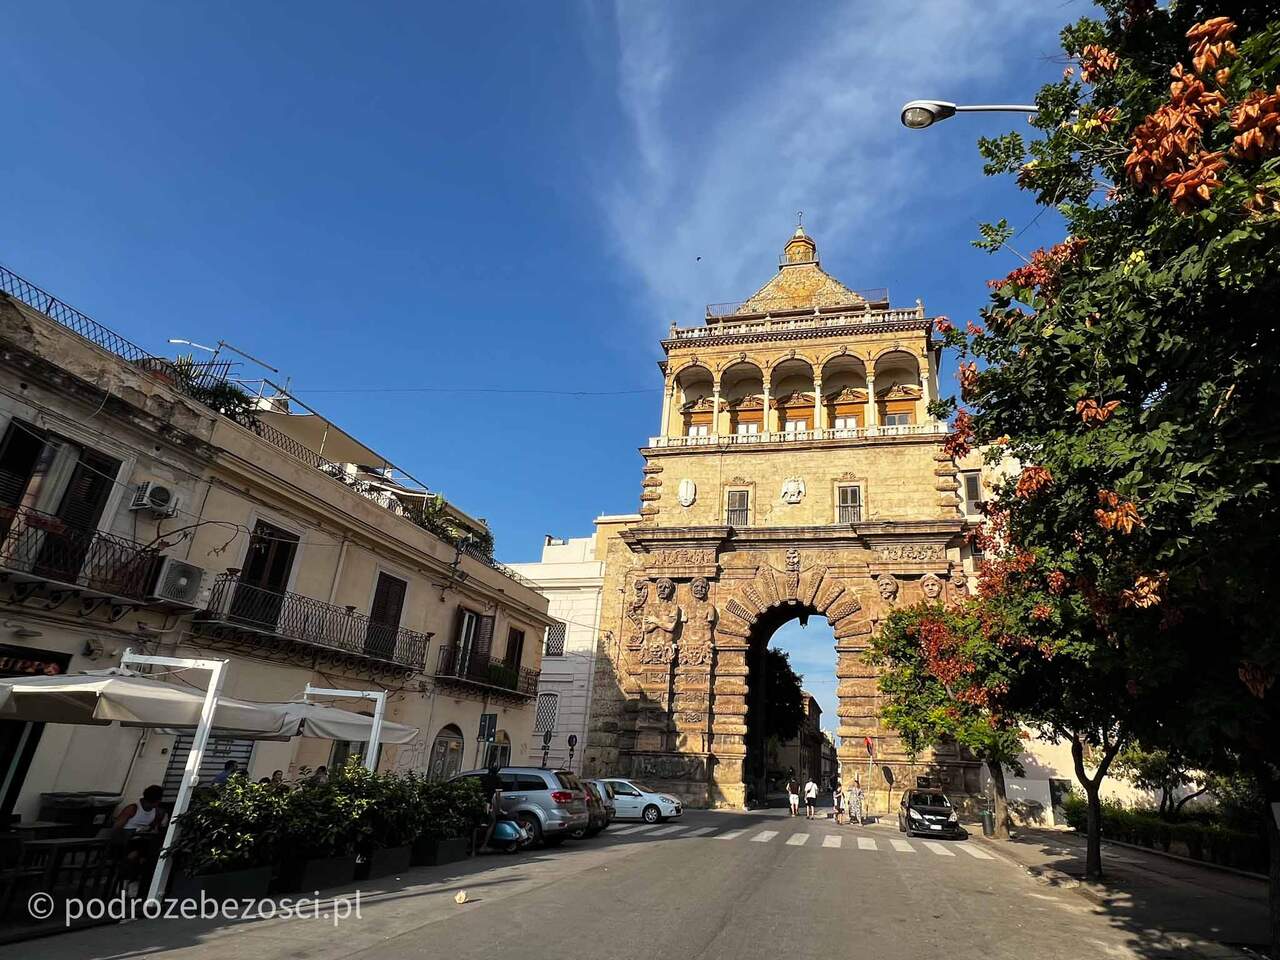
[1083,782,1104,881]
[986,759,1011,839]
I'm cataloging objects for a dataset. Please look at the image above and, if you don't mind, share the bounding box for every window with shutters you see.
[688,423,710,437]
[784,419,808,433]
[543,621,566,657]
[534,693,558,733]
[0,419,120,540]
[960,470,984,516]
[837,485,862,524]
[726,489,750,527]
[504,627,525,668]
[365,572,407,658]
[229,521,299,629]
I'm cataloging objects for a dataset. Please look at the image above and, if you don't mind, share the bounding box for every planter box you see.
[171,866,273,901]
[356,845,413,881]
[276,855,357,893]
[411,836,468,867]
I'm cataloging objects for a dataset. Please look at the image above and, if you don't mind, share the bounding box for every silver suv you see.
[453,767,590,846]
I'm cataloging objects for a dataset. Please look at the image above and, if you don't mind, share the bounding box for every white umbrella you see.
[265,700,418,744]
[0,668,287,734]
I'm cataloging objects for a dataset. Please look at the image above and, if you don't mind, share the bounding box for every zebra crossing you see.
[605,822,996,860]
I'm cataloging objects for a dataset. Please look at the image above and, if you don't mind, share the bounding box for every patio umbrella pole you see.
[303,684,387,771]
[121,649,230,905]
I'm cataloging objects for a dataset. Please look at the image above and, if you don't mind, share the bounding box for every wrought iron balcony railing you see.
[0,505,159,601]
[197,573,429,671]
[435,644,538,697]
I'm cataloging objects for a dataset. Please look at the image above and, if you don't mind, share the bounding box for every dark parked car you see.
[898,789,962,838]
[452,767,589,846]
[571,780,611,839]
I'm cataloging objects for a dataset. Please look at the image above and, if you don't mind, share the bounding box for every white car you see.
[600,778,683,823]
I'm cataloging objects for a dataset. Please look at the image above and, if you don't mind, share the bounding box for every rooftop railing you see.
[646,422,948,448]
[197,572,430,671]
[705,288,891,319]
[679,304,924,341]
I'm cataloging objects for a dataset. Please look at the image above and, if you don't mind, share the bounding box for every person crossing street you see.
[786,777,799,816]
[803,776,818,819]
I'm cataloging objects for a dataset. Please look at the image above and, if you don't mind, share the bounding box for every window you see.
[837,485,862,524]
[833,416,859,431]
[543,621,566,657]
[735,422,759,435]
[515,773,547,790]
[961,471,983,515]
[504,627,525,668]
[454,607,487,673]
[365,571,407,658]
[784,419,808,433]
[882,412,911,426]
[428,725,465,780]
[687,423,710,437]
[330,738,380,770]
[726,489,750,527]
[229,520,299,628]
[534,692,559,733]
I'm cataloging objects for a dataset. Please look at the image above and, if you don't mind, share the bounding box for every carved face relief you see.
[691,576,709,601]
[656,577,676,602]
[632,580,649,603]
[921,573,944,600]
[877,574,900,602]
[950,572,970,595]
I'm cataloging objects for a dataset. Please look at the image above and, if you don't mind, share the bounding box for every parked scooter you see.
[487,817,532,853]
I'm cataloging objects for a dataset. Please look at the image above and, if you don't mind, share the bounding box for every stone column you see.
[812,379,823,433]
[920,354,934,424]
[761,381,772,436]
[866,375,878,429]
[711,381,722,439]
[659,378,674,438]
[710,640,749,807]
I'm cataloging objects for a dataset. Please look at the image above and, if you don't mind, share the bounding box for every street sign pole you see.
[540,729,552,768]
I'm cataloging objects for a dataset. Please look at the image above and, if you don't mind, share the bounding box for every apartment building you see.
[507,533,608,772]
[0,265,551,821]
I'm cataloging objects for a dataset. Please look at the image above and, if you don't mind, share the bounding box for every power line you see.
[293,386,654,396]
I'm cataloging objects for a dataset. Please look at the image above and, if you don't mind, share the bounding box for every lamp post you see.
[900,99,1038,130]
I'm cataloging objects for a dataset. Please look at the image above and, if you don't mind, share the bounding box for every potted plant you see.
[411,777,486,866]
[166,778,287,899]
[351,769,421,881]
[273,764,366,893]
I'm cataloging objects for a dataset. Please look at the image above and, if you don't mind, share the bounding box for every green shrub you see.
[168,776,292,877]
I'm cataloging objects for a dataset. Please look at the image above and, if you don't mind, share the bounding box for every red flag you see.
[864,736,874,756]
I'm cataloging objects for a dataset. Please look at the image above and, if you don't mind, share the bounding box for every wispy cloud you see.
[595,0,1066,324]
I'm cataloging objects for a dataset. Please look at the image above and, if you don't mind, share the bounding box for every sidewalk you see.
[972,826,1270,958]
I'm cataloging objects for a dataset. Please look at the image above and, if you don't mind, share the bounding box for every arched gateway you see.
[583,227,981,813]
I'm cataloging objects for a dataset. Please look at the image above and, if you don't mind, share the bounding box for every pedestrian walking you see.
[803,777,818,819]
[849,779,865,826]
[832,782,845,825]
[786,778,799,816]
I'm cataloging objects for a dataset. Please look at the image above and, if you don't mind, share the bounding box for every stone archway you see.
[708,552,872,808]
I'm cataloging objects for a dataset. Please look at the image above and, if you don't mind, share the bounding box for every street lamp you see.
[900,99,1038,129]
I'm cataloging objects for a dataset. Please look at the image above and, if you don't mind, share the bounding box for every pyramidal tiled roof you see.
[735,228,865,315]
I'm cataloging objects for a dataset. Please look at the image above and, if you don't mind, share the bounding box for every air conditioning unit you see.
[147,556,205,606]
[130,481,180,518]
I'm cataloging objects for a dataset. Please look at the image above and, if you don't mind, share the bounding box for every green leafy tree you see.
[763,647,806,742]
[1113,744,1206,818]
[930,0,1280,937]
[870,601,1027,839]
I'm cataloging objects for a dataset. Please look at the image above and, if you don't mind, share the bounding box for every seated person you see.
[113,785,168,892]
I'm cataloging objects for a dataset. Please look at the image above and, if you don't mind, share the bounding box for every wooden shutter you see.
[504,628,524,667]
[0,422,45,510]
[474,614,495,664]
[369,573,406,626]
[53,448,121,531]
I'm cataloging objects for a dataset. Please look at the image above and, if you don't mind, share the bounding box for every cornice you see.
[661,318,931,352]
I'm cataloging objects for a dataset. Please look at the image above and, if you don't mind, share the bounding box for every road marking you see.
[713,830,745,840]
[856,837,877,851]
[786,833,809,846]
[922,841,955,856]
[611,825,650,835]
[822,835,841,848]
[684,826,715,837]
[751,830,778,843]
[890,839,915,853]
[957,843,994,860]
[650,825,685,836]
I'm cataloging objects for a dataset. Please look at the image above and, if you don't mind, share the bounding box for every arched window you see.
[485,730,511,768]
[534,693,559,734]
[428,724,465,780]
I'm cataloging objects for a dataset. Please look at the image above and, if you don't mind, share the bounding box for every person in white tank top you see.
[114,785,168,835]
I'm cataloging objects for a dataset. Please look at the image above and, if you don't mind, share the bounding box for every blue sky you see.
[2,1,1081,721]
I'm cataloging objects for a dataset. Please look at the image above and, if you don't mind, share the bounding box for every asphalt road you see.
[11,807,1163,960]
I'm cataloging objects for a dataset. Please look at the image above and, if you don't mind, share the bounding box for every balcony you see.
[195,573,430,674]
[0,506,159,605]
[435,644,538,699]
[681,301,922,340]
[647,422,948,449]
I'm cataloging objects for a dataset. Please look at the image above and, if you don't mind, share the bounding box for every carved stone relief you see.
[677,479,697,507]
[780,477,806,504]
